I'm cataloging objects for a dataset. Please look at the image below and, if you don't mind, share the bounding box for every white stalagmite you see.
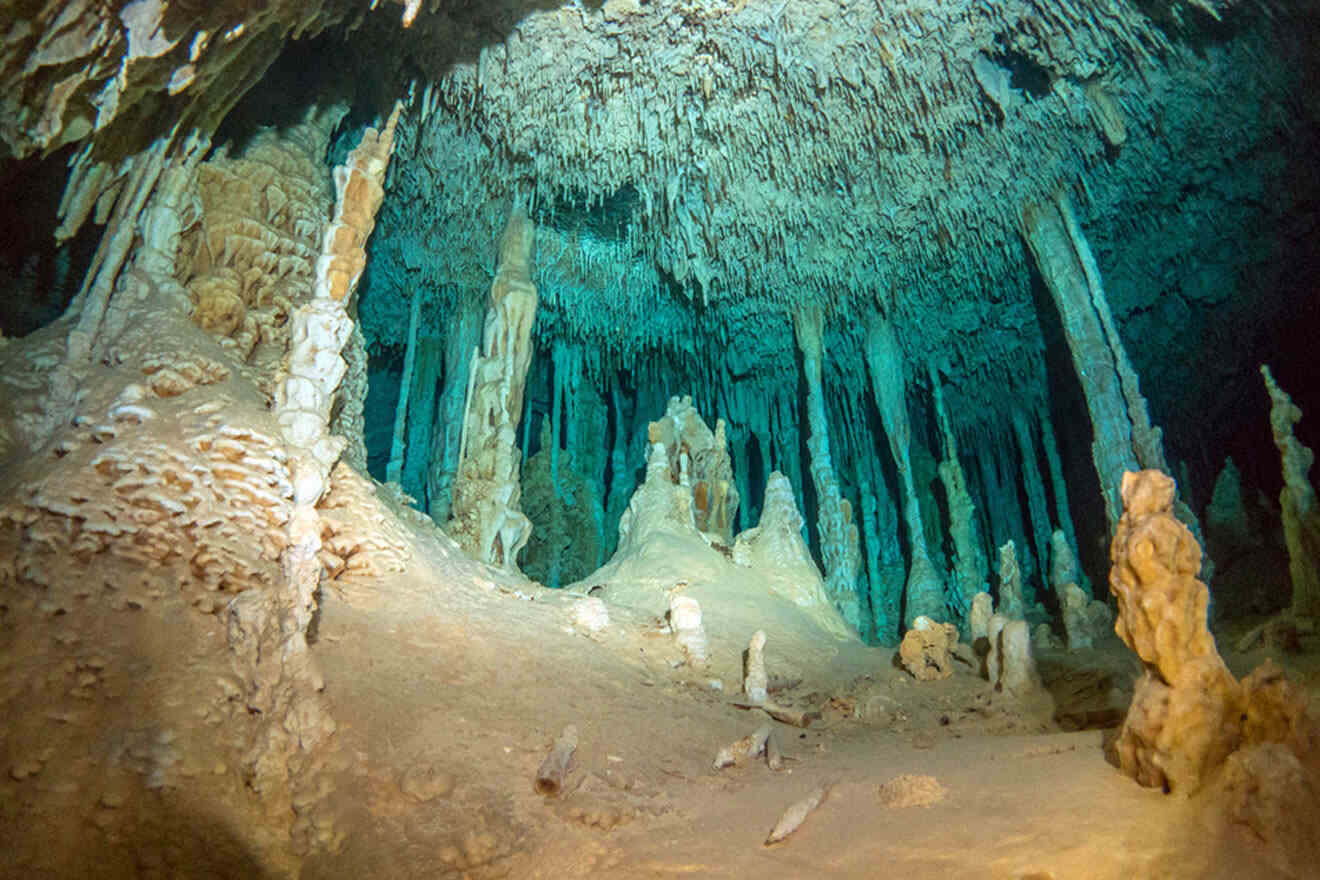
[867,317,943,626]
[447,206,539,571]
[792,306,863,634]
[744,629,768,705]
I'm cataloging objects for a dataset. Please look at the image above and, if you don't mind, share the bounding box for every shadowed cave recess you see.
[1,0,1320,876]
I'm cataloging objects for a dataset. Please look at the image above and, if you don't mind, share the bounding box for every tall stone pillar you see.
[447,207,539,571]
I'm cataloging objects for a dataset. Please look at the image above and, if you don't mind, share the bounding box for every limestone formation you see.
[644,395,740,546]
[669,595,709,665]
[969,592,994,644]
[1059,582,1114,650]
[1048,529,1080,594]
[184,107,341,391]
[521,420,602,588]
[1203,457,1255,558]
[744,630,769,705]
[569,597,610,635]
[996,541,1025,621]
[793,306,863,632]
[898,616,961,682]
[733,472,853,640]
[867,317,944,626]
[448,208,539,572]
[1023,192,1169,528]
[1109,469,1320,803]
[931,364,988,627]
[1109,469,1242,792]
[1261,366,1320,619]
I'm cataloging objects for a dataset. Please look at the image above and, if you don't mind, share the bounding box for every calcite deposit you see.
[1262,365,1320,620]
[1110,468,1318,805]
[447,208,539,572]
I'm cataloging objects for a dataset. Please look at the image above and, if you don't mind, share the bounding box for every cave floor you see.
[292,511,1311,880]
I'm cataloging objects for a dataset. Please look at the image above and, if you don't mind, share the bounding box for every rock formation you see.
[521,420,603,587]
[1110,469,1319,801]
[1203,456,1256,559]
[996,540,1026,621]
[732,472,853,640]
[1261,366,1320,620]
[867,317,944,626]
[1110,469,1242,792]
[642,396,740,547]
[447,207,538,572]
[930,364,988,629]
[898,616,962,682]
[793,306,863,632]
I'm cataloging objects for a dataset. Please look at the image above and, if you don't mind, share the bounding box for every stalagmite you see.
[930,364,987,627]
[744,630,769,705]
[401,338,442,503]
[867,317,943,626]
[792,306,863,633]
[669,594,709,664]
[386,286,422,485]
[996,540,1025,621]
[732,472,853,639]
[1109,469,1241,792]
[1261,366,1320,619]
[447,207,539,571]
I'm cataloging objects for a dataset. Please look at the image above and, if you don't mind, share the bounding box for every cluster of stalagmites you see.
[1110,469,1318,802]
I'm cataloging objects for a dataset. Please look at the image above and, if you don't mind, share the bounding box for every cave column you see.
[1025,191,1212,580]
[447,206,539,571]
[792,306,863,634]
[1011,409,1053,605]
[1038,407,1083,585]
[426,289,483,521]
[930,366,988,627]
[401,337,442,504]
[866,318,944,627]
[263,105,401,781]
[1023,191,1164,525]
[386,286,423,486]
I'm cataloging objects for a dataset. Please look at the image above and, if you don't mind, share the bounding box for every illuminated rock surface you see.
[0,0,1318,876]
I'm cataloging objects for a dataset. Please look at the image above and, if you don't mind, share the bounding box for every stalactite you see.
[448,206,539,572]
[386,286,423,486]
[793,306,862,634]
[426,289,482,522]
[866,317,944,627]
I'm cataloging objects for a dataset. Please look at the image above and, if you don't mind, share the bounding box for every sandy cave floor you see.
[281,503,1320,880]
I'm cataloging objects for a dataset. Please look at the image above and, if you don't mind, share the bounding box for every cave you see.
[1,0,1319,876]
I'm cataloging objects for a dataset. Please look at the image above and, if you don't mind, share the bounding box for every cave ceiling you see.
[3,0,1317,439]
